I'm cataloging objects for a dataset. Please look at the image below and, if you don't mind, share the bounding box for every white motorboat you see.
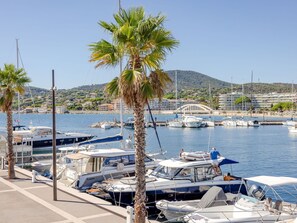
[183,176,297,223]
[156,186,237,221]
[236,119,249,127]
[104,151,246,207]
[221,117,237,127]
[168,119,184,128]
[101,123,111,129]
[248,120,260,127]
[58,147,159,190]
[183,116,203,128]
[13,126,94,150]
[288,124,297,133]
[205,120,215,127]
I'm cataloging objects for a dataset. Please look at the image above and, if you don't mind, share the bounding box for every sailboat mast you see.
[16,39,20,124]
[175,70,178,111]
[230,77,233,111]
[242,83,244,111]
[250,71,253,117]
[209,83,212,109]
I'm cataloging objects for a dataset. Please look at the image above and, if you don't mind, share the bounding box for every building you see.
[112,98,198,111]
[98,103,114,111]
[219,92,297,111]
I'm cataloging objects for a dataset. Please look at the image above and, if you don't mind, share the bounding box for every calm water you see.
[0,113,296,179]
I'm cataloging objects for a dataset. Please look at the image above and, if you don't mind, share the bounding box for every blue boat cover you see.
[78,134,123,146]
[219,158,239,166]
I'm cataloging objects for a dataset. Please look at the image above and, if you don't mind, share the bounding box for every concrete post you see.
[126,206,134,223]
[32,170,37,183]
[1,156,4,170]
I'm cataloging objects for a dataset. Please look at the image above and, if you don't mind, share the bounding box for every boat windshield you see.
[150,165,179,179]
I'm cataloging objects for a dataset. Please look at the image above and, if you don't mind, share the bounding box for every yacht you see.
[288,124,297,133]
[13,126,94,151]
[168,119,184,128]
[183,176,297,223]
[182,116,203,128]
[57,147,160,190]
[104,151,246,207]
[221,117,237,127]
[236,118,249,127]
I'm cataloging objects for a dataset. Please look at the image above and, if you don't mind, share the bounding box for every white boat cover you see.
[245,175,297,186]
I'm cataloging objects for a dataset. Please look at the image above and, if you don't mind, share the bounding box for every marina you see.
[1,113,297,222]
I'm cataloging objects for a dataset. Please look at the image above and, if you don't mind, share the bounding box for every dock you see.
[0,167,157,223]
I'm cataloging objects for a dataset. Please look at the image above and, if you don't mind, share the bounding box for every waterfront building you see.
[98,103,113,111]
[219,92,297,111]
[112,98,198,112]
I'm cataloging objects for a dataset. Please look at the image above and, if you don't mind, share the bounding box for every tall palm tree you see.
[0,64,31,179]
[89,7,178,223]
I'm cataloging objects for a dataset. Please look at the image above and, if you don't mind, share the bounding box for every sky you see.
[1,0,297,89]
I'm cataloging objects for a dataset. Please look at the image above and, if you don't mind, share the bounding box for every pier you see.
[0,167,157,223]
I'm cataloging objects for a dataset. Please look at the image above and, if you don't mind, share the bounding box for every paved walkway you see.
[0,167,127,223]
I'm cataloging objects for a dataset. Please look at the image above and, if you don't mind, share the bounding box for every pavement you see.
[0,167,129,223]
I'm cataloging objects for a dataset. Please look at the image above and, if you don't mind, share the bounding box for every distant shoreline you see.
[2,110,294,120]
[68,110,293,120]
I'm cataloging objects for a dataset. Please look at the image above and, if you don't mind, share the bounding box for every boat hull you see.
[107,183,246,207]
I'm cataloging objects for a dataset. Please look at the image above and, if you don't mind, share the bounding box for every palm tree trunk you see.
[133,97,147,223]
[7,107,15,179]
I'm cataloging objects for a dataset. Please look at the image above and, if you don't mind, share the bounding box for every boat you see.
[204,120,215,127]
[58,147,160,190]
[101,122,112,129]
[156,186,238,221]
[124,117,134,129]
[248,119,260,127]
[222,117,237,127]
[288,124,297,133]
[284,119,297,127]
[183,176,297,223]
[236,118,249,127]
[13,126,94,150]
[168,119,184,128]
[182,116,203,128]
[104,151,246,207]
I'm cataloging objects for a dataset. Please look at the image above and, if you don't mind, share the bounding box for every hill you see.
[166,70,231,90]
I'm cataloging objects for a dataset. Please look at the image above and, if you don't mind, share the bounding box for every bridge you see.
[175,104,213,114]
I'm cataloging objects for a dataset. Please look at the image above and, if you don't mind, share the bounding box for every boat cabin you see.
[150,159,220,182]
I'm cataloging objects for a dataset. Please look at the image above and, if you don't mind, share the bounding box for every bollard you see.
[32,170,37,183]
[1,157,4,170]
[126,206,134,223]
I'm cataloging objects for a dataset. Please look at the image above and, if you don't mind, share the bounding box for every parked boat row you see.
[159,176,297,222]
[221,117,260,127]
[13,125,94,151]
[168,115,215,128]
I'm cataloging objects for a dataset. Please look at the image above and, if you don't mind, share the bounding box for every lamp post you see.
[52,69,57,201]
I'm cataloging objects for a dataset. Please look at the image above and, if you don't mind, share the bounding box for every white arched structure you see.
[176,104,213,114]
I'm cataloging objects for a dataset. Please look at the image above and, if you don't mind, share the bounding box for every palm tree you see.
[0,64,31,179]
[89,7,178,223]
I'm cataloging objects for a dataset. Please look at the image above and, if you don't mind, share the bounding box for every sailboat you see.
[168,71,184,128]
[285,83,297,127]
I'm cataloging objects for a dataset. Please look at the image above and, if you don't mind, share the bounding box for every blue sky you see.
[1,0,297,89]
